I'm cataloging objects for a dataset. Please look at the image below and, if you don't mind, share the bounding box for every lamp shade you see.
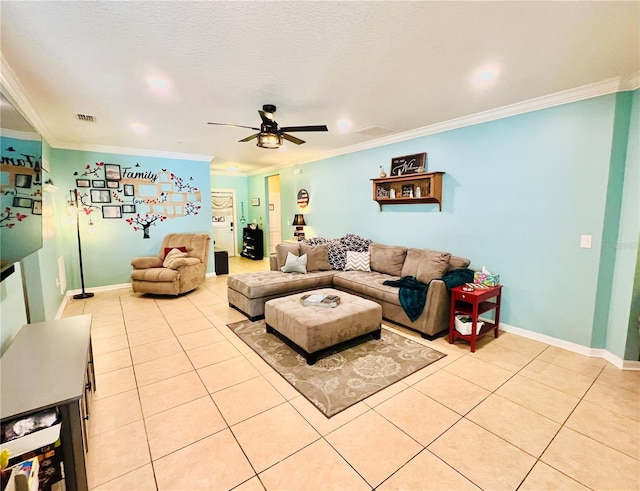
[257,132,282,149]
[292,214,306,226]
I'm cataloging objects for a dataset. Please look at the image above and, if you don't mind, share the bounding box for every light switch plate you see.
[580,235,592,248]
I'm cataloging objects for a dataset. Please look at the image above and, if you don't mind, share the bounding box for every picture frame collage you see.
[76,164,137,220]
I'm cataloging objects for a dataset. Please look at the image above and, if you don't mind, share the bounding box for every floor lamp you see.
[69,189,94,299]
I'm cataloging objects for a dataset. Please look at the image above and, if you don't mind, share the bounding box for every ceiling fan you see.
[207,104,328,149]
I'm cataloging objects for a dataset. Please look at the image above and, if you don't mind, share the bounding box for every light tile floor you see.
[62,256,640,491]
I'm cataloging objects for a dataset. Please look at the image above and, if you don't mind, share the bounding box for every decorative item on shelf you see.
[240,202,246,223]
[68,189,94,300]
[297,189,309,208]
[390,152,426,176]
[292,213,306,241]
[415,185,421,198]
[378,165,387,178]
[401,184,414,197]
[390,188,396,199]
[376,186,389,198]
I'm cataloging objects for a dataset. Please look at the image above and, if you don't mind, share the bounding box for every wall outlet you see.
[580,235,592,248]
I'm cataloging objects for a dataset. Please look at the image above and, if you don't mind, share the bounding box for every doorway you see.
[211,189,237,256]
[266,175,281,254]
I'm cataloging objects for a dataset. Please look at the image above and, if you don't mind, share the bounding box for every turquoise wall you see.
[250,93,637,359]
[608,89,640,360]
[49,149,213,290]
[1,91,637,362]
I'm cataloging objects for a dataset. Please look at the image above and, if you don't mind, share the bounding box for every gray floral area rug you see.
[227,319,446,418]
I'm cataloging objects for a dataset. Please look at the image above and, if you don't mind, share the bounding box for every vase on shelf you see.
[378,165,387,178]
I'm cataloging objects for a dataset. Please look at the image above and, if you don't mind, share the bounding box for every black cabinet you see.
[214,249,229,274]
[241,227,264,260]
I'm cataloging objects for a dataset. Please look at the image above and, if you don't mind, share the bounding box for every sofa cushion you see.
[448,255,471,271]
[416,250,452,283]
[276,243,300,268]
[369,242,407,277]
[228,270,335,299]
[401,248,451,282]
[281,252,308,273]
[300,243,332,271]
[345,251,371,271]
[131,267,179,282]
[333,271,402,306]
[163,248,188,268]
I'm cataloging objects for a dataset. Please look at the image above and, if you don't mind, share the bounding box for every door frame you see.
[211,188,238,256]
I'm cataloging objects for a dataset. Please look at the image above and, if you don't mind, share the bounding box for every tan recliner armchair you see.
[131,233,211,295]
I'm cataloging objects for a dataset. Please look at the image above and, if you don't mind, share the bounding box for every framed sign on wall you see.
[390,152,426,176]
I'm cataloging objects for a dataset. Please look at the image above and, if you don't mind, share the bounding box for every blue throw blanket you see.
[383,268,475,322]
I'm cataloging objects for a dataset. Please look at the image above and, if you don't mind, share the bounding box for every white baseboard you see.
[53,289,639,370]
[497,321,639,371]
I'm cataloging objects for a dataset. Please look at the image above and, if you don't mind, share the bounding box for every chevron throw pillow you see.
[344,251,371,272]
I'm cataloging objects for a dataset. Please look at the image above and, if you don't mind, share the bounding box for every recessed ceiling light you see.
[146,75,171,93]
[336,118,353,134]
[131,122,148,134]
[471,63,501,89]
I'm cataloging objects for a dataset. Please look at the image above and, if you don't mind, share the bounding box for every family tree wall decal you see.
[0,147,42,229]
[73,161,202,238]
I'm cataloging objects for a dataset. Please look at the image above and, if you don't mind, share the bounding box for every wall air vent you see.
[76,113,96,122]
[354,125,394,137]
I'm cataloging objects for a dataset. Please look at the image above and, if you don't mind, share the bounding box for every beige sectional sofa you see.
[227,237,470,338]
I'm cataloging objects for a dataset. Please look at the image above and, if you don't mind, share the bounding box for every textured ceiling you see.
[1,1,638,174]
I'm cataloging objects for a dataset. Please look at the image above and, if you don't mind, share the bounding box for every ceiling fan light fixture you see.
[257,132,282,149]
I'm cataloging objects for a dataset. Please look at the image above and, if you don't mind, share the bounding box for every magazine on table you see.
[300,293,341,308]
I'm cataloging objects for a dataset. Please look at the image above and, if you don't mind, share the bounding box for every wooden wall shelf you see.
[371,171,445,211]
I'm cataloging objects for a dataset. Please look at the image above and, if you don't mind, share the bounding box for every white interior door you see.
[211,190,236,256]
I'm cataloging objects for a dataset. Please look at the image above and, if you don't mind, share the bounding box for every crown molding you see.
[54,141,213,162]
[620,71,640,91]
[2,52,635,172]
[284,76,630,171]
[0,53,55,144]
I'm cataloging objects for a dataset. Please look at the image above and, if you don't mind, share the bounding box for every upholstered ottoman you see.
[264,288,382,364]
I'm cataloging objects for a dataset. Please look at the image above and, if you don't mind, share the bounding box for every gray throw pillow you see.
[281,252,307,273]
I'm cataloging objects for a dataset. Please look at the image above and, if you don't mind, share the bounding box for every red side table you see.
[448,285,502,352]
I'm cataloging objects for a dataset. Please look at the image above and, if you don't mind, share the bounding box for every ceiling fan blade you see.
[282,133,305,145]
[280,125,328,132]
[208,122,260,131]
[239,133,259,143]
[259,110,274,124]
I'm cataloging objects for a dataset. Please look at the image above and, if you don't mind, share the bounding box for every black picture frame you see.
[76,178,91,187]
[123,184,135,196]
[92,180,106,188]
[106,180,120,189]
[390,152,426,176]
[122,204,136,214]
[101,205,122,219]
[104,164,121,181]
[13,196,33,208]
[15,174,32,188]
[90,189,111,203]
[31,200,42,215]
